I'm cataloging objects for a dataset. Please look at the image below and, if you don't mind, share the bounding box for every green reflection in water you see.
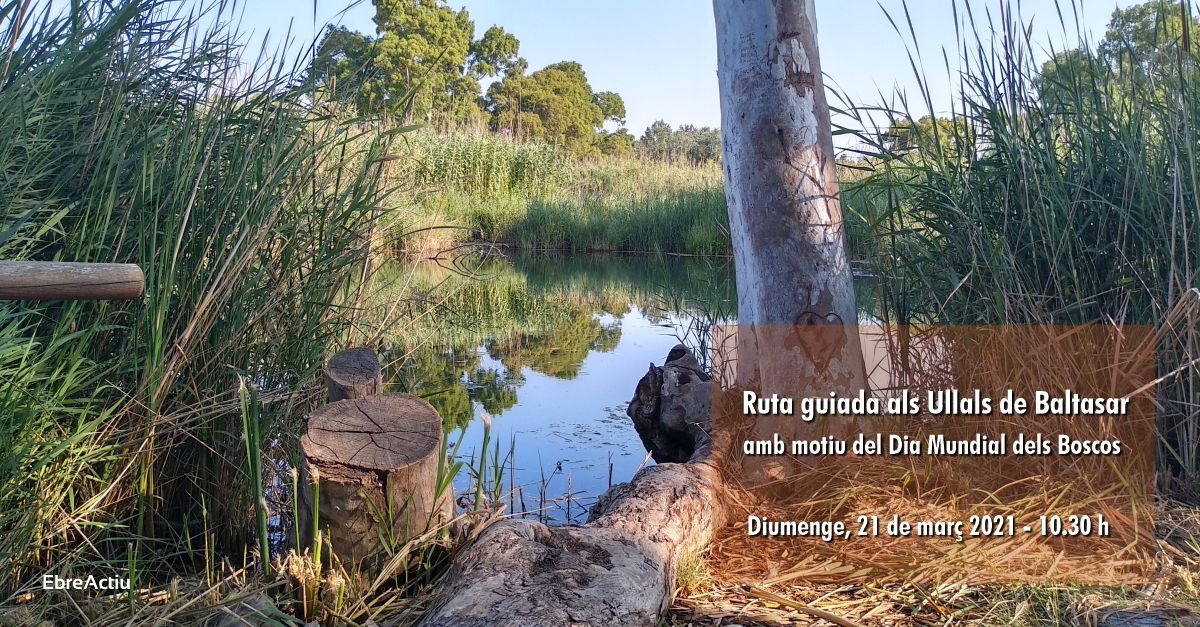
[369,252,737,430]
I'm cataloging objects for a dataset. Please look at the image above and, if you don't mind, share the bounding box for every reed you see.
[0,0,401,606]
[837,0,1200,486]
[384,131,731,255]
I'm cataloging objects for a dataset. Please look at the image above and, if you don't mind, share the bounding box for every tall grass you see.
[0,0,400,606]
[388,131,731,255]
[838,0,1200,487]
[405,131,569,197]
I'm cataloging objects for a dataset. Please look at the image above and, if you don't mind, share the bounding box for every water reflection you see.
[373,252,735,523]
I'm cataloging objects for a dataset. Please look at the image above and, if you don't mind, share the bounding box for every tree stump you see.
[324,348,382,402]
[298,394,446,568]
[627,345,713,463]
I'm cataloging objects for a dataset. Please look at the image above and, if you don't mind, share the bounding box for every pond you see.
[370,252,875,524]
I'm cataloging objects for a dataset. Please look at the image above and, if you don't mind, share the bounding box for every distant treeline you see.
[307,0,727,163]
[309,1,626,157]
[635,121,721,166]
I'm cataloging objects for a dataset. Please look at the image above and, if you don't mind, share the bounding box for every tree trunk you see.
[714,0,866,481]
[298,394,446,569]
[715,0,859,329]
[418,347,722,627]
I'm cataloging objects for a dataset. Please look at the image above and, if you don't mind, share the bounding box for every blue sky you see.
[225,0,1135,141]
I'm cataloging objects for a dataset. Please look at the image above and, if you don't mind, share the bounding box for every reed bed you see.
[386,131,731,255]
[0,0,459,622]
[837,0,1200,486]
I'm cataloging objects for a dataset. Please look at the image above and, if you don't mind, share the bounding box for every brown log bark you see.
[0,262,143,300]
[627,345,712,463]
[419,347,722,627]
[324,347,382,402]
[299,394,446,568]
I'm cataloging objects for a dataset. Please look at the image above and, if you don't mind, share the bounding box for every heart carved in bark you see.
[793,311,846,370]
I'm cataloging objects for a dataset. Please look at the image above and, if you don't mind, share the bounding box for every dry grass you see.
[668,502,1200,626]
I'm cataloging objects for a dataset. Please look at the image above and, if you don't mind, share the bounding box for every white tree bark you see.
[715,0,859,328]
[714,0,867,478]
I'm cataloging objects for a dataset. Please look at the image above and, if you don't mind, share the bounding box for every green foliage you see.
[485,61,601,154]
[391,346,478,431]
[1040,2,1200,112]
[0,0,399,598]
[308,1,625,153]
[635,120,721,165]
[386,132,729,254]
[373,0,478,124]
[403,131,569,196]
[486,311,611,379]
[594,90,627,125]
[310,26,377,113]
[468,26,521,79]
[1099,0,1199,83]
[843,0,1200,486]
[597,128,635,158]
[879,115,975,164]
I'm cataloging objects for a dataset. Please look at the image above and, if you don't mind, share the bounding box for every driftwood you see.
[420,345,721,627]
[0,261,143,300]
[627,345,712,463]
[299,394,446,568]
[324,347,382,402]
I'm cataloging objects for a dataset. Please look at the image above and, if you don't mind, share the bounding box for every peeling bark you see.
[714,0,867,481]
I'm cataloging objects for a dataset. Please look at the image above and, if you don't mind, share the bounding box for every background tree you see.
[1036,1,1198,131]
[309,26,378,113]
[881,115,974,163]
[372,0,476,123]
[635,121,721,164]
[1099,0,1198,83]
[484,60,622,155]
[593,90,626,126]
[306,1,627,148]
[597,128,635,157]
[468,25,521,80]
[636,120,674,161]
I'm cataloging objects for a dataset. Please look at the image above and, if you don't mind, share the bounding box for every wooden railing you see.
[0,262,143,300]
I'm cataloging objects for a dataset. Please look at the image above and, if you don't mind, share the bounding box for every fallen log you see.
[420,345,722,627]
[628,345,712,463]
[298,394,446,569]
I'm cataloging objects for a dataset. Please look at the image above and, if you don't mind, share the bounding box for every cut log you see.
[298,394,446,568]
[324,347,382,402]
[420,346,722,627]
[0,261,143,300]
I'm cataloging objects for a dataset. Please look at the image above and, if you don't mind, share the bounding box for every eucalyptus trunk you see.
[714,0,867,477]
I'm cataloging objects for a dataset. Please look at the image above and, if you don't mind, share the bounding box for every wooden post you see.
[0,262,143,300]
[298,394,446,568]
[324,347,382,402]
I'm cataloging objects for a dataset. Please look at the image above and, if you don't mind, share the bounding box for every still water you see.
[377,252,735,523]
